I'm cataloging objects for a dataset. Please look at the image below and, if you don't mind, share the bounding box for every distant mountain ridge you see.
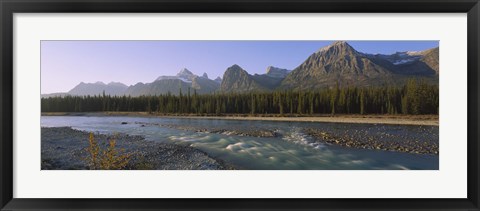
[68,81,128,96]
[126,68,220,96]
[42,41,439,98]
[281,41,438,90]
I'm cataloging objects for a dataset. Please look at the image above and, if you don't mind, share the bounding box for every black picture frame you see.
[1,0,479,210]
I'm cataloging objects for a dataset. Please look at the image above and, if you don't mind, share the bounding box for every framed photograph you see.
[1,0,479,210]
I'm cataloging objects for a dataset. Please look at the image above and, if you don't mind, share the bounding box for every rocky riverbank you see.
[42,112,439,126]
[304,127,439,155]
[41,127,235,170]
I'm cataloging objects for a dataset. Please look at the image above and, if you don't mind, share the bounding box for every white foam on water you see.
[351,160,367,164]
[282,128,326,150]
[225,142,243,151]
[168,135,204,142]
[338,159,369,167]
[222,131,235,136]
[390,164,410,170]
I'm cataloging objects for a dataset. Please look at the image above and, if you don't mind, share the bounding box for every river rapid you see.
[41,116,439,170]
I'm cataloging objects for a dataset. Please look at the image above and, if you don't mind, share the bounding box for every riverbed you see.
[41,116,439,170]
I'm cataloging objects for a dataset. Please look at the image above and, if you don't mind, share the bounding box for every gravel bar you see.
[41,127,235,170]
[304,128,438,155]
[135,122,279,138]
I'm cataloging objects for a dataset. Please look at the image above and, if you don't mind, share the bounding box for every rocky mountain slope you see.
[42,41,439,97]
[280,41,438,90]
[220,65,270,92]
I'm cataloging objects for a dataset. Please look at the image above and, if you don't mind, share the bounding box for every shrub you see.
[86,133,131,170]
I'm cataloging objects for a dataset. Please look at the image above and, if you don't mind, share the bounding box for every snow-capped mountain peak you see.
[155,68,197,83]
[176,68,197,81]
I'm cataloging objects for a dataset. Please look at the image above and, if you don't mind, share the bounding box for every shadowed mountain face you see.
[220,65,292,92]
[214,77,222,84]
[192,76,220,94]
[265,66,290,78]
[368,47,439,76]
[43,41,438,97]
[220,65,270,92]
[420,47,439,74]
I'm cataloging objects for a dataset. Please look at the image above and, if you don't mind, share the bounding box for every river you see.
[41,116,439,170]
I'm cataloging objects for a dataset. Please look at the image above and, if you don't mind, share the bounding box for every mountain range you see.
[42,41,439,98]
[281,41,438,90]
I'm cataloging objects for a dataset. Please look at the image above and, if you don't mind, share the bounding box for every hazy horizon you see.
[41,40,439,94]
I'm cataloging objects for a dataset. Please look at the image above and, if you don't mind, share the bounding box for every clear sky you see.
[41,40,439,94]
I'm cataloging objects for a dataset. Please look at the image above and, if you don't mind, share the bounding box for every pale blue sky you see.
[41,40,438,94]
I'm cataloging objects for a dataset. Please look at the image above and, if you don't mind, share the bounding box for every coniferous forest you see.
[41,41,440,171]
[42,79,438,115]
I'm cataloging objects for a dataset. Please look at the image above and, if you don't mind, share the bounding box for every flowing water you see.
[41,116,439,170]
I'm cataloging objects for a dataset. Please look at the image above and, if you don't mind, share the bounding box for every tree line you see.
[41,79,438,115]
